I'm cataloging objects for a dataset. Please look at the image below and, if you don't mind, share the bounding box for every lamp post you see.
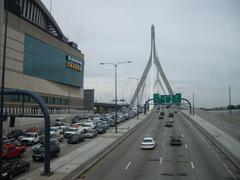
[128,77,139,119]
[100,61,131,133]
[0,0,8,175]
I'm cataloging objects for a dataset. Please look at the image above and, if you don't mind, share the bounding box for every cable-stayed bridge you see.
[130,25,173,106]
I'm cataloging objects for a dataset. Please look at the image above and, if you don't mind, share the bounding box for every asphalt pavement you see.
[80,108,239,180]
[195,109,240,141]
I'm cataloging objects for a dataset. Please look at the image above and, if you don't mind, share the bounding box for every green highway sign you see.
[153,93,182,105]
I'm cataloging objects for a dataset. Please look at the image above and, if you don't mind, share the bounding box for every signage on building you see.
[65,55,82,72]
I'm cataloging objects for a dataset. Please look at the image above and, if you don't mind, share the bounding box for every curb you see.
[63,112,153,180]
[181,112,240,171]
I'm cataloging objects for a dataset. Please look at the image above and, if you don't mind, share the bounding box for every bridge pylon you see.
[130,25,173,106]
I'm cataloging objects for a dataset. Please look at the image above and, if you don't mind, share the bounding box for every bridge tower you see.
[130,25,173,106]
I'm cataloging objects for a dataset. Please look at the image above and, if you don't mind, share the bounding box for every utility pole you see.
[229,86,232,115]
[192,92,195,116]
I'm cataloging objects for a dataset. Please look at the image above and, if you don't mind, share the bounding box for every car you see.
[159,116,163,120]
[32,140,60,161]
[7,130,26,140]
[96,125,106,134]
[55,117,67,126]
[170,136,182,145]
[20,132,41,146]
[1,143,26,159]
[160,111,165,116]
[140,137,156,149]
[1,159,30,179]
[50,127,61,135]
[165,121,173,127]
[72,116,82,123]
[67,134,84,144]
[84,129,98,138]
[50,133,64,142]
[169,113,174,117]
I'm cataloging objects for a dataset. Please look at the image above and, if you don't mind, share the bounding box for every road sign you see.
[153,93,181,105]
[153,93,160,104]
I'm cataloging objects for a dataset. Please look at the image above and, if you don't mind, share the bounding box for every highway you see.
[195,109,240,141]
[80,109,239,180]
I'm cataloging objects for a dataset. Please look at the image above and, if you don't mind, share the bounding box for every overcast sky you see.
[42,0,240,108]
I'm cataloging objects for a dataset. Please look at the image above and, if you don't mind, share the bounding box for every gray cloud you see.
[42,0,240,107]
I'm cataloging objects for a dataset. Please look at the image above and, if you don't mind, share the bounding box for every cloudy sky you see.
[42,0,240,108]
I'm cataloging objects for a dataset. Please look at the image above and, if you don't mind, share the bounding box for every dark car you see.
[1,159,30,179]
[32,140,60,161]
[165,121,173,127]
[84,129,97,138]
[96,125,106,134]
[72,116,82,123]
[7,130,26,140]
[169,113,174,117]
[158,116,163,120]
[67,134,84,144]
[160,111,165,116]
[170,136,182,145]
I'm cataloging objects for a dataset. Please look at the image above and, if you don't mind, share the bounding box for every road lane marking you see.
[125,161,131,170]
[182,114,237,180]
[190,161,195,169]
[159,157,163,164]
[162,142,165,147]
[179,127,181,130]
[181,134,184,137]
[222,162,237,180]
[60,143,66,148]
[164,132,166,136]
[185,144,188,149]
[25,157,32,162]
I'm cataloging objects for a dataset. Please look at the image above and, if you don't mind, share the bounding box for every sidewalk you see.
[18,113,149,180]
[181,110,240,168]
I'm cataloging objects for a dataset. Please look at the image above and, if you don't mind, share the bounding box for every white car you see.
[50,127,61,135]
[140,137,156,149]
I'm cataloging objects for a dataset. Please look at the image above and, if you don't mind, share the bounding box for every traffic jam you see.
[0,110,139,179]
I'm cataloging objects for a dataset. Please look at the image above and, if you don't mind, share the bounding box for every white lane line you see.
[25,157,32,162]
[162,142,165,147]
[185,144,188,149]
[60,143,66,148]
[222,162,237,180]
[164,132,166,136]
[125,161,131,170]
[159,157,163,164]
[190,161,195,169]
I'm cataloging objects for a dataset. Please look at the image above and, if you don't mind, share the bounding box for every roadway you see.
[80,108,239,180]
[195,109,240,141]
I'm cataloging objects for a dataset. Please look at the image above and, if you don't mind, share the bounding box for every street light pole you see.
[229,86,232,115]
[114,65,117,133]
[0,0,8,175]
[128,77,139,119]
[100,61,131,133]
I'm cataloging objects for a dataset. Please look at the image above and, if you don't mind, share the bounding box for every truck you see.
[20,132,41,146]
[64,125,83,138]
[1,143,26,159]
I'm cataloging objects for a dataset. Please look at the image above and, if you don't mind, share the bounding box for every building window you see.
[49,97,55,104]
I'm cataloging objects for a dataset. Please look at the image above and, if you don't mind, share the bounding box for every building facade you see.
[84,89,94,111]
[1,0,84,114]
